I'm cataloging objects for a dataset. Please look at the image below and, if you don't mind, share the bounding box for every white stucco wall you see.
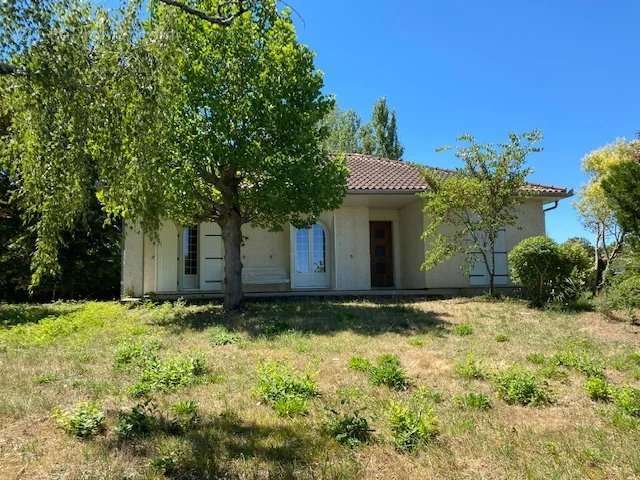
[155,221,179,293]
[122,223,144,297]
[333,206,371,290]
[399,200,427,289]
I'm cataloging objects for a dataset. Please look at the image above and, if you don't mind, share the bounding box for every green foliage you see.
[366,98,404,159]
[114,338,161,370]
[585,377,613,402]
[453,392,492,410]
[613,385,640,417]
[495,333,509,343]
[412,386,444,404]
[129,353,207,397]
[169,400,199,432]
[387,400,438,452]
[348,354,409,390]
[526,353,546,365]
[455,353,487,380]
[509,236,592,307]
[115,402,155,440]
[453,323,473,336]
[322,107,362,154]
[348,355,372,373]
[325,410,372,447]
[551,341,604,378]
[600,270,640,324]
[493,366,552,406]
[208,326,242,346]
[255,361,318,416]
[420,131,541,294]
[53,401,105,438]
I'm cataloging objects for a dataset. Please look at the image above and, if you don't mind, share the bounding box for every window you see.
[469,229,508,286]
[183,226,198,275]
[295,223,327,274]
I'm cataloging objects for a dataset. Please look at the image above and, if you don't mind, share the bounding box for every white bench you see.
[242,266,290,285]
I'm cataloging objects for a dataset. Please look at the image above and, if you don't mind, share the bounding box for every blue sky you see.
[290,0,640,242]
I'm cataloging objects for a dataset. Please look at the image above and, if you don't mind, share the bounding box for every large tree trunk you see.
[220,209,243,311]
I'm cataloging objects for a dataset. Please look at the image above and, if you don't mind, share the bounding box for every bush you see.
[387,400,438,452]
[453,392,492,410]
[53,402,105,438]
[509,236,592,307]
[325,410,373,447]
[255,362,318,416]
[493,366,552,406]
[454,353,487,380]
[115,402,155,439]
[600,275,640,324]
[585,377,613,402]
[129,353,207,397]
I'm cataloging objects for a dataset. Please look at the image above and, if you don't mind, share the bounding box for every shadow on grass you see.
[0,303,81,328]
[106,410,338,480]
[148,299,451,338]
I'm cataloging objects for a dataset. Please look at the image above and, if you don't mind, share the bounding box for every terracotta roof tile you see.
[344,153,571,197]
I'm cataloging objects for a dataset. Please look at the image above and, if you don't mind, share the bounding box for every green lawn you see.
[1,298,639,479]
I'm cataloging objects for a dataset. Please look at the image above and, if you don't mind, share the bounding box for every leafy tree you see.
[420,131,542,296]
[575,140,636,290]
[323,107,362,153]
[366,98,404,160]
[2,0,348,311]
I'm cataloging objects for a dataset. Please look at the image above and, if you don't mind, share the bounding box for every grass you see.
[1,298,639,478]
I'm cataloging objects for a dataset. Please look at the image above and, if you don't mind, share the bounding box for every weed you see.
[526,353,546,365]
[129,353,207,397]
[455,353,487,380]
[169,400,199,432]
[348,356,372,372]
[150,438,191,476]
[494,366,552,406]
[585,377,613,402]
[208,326,242,346]
[387,400,438,452]
[369,354,409,390]
[115,402,155,439]
[52,402,105,438]
[453,323,473,336]
[412,386,444,405]
[453,392,492,410]
[114,338,161,370]
[613,385,640,417]
[551,340,604,377]
[33,373,59,384]
[255,361,318,416]
[325,410,373,447]
[495,334,509,343]
[408,336,425,347]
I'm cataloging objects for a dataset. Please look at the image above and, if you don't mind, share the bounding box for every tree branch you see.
[157,0,251,26]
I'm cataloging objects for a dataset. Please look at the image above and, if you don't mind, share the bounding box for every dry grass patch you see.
[1,298,639,479]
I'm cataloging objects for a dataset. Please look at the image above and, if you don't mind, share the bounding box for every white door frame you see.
[290,222,330,289]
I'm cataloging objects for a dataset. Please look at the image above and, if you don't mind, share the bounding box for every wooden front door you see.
[369,221,394,288]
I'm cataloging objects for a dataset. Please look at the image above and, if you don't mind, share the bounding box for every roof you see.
[344,153,571,197]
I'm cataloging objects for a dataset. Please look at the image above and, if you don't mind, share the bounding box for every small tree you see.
[365,98,404,160]
[575,140,636,291]
[420,131,542,296]
[323,107,362,154]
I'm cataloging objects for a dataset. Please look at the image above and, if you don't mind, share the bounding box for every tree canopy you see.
[420,131,541,295]
[1,0,348,309]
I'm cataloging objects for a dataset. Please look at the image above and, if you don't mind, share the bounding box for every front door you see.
[292,223,330,289]
[180,225,199,290]
[370,221,394,288]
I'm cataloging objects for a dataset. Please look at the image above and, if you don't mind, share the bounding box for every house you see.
[121,154,571,298]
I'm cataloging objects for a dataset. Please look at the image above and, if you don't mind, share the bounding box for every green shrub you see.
[387,400,438,452]
[613,385,640,417]
[455,353,487,380]
[53,402,105,438]
[453,392,492,410]
[585,377,613,402]
[169,400,199,432]
[495,334,509,343]
[600,275,640,324]
[453,323,473,336]
[129,353,207,397]
[114,338,161,370]
[509,236,592,307]
[325,410,373,447]
[368,354,409,390]
[208,326,242,346]
[348,356,372,373]
[115,402,155,439]
[494,366,552,406]
[255,361,318,416]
